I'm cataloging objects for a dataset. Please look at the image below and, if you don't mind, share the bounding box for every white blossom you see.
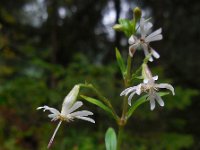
[120,75,175,110]
[129,18,162,61]
[37,85,95,149]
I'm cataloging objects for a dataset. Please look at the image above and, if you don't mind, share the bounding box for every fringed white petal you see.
[135,84,142,95]
[140,18,145,37]
[48,114,58,119]
[128,35,137,45]
[156,83,175,95]
[151,48,160,59]
[149,96,156,111]
[37,105,60,115]
[70,110,93,117]
[128,92,136,106]
[62,101,83,115]
[155,93,165,107]
[152,75,158,81]
[141,44,153,62]
[143,78,149,84]
[61,85,80,114]
[120,87,136,96]
[120,87,133,96]
[129,43,139,57]
[146,28,162,39]
[145,34,163,43]
[144,22,153,35]
[76,116,95,123]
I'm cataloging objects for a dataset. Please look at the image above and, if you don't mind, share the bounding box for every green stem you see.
[117,125,124,150]
[118,55,132,150]
[122,55,132,119]
[80,83,119,121]
[126,55,132,86]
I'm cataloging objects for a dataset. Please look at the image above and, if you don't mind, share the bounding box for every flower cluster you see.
[121,17,175,110]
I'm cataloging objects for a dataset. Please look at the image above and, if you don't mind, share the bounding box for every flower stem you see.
[80,83,119,121]
[117,125,124,150]
[126,55,132,86]
[117,55,132,149]
[122,55,132,119]
[47,121,62,149]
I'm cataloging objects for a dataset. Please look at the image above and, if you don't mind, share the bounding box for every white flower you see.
[37,85,95,149]
[129,18,163,61]
[120,76,175,110]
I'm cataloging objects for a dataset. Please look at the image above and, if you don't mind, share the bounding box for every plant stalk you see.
[117,125,124,150]
[80,83,119,121]
[117,55,132,150]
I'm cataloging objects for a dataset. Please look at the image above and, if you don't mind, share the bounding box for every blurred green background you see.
[0,0,199,149]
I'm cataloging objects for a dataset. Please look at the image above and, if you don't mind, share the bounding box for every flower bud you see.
[142,64,152,79]
[133,7,142,21]
[62,85,80,107]
[113,24,123,31]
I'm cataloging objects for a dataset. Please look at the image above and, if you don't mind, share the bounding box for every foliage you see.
[105,128,117,150]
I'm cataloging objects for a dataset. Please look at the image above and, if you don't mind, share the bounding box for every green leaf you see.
[115,48,126,78]
[105,127,117,150]
[118,18,135,37]
[81,95,113,115]
[127,92,169,119]
[131,65,142,80]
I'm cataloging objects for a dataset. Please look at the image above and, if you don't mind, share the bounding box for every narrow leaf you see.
[115,48,126,77]
[81,95,113,115]
[131,65,142,80]
[105,127,117,150]
[127,92,169,119]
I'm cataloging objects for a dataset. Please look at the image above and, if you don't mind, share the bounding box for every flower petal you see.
[146,28,162,39]
[129,45,137,57]
[37,105,60,115]
[149,96,156,111]
[141,44,153,62]
[120,87,133,96]
[70,110,93,117]
[145,34,163,43]
[143,78,149,84]
[135,84,142,95]
[128,35,137,45]
[129,40,140,57]
[144,22,153,35]
[48,114,57,119]
[155,93,165,107]
[152,75,158,81]
[151,48,160,59]
[120,87,136,96]
[140,18,145,37]
[61,101,83,115]
[61,85,80,113]
[156,83,175,95]
[76,116,95,123]
[128,92,136,106]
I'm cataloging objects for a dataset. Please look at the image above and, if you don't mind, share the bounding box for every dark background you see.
[0,0,199,149]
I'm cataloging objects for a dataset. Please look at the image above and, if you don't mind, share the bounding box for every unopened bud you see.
[113,24,123,31]
[142,64,152,79]
[133,7,142,21]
